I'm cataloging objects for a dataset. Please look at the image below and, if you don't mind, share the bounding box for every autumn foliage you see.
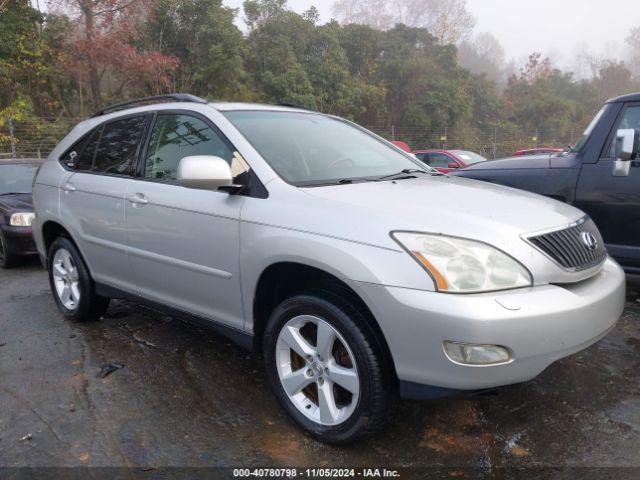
[58,0,179,110]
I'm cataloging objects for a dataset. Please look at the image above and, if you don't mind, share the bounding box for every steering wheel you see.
[327,156,355,170]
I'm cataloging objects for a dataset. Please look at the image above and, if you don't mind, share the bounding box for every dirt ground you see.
[1,262,639,477]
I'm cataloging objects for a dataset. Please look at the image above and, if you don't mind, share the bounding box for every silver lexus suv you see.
[33,94,625,443]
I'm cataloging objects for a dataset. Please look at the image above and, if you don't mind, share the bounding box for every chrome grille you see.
[526,217,606,271]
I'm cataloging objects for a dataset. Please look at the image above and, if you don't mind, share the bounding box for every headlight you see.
[391,232,532,293]
[9,212,35,227]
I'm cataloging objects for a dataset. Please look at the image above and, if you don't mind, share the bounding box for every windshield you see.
[0,164,39,195]
[449,150,487,165]
[572,106,606,152]
[224,111,426,185]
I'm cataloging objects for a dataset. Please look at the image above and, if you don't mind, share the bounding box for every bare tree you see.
[458,32,506,84]
[626,27,640,78]
[331,0,395,30]
[332,0,475,44]
[420,0,475,44]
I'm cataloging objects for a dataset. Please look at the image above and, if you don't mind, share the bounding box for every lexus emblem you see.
[580,232,598,251]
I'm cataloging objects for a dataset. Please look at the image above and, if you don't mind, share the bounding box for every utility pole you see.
[8,117,17,159]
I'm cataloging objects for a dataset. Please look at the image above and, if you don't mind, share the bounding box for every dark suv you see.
[457,92,640,274]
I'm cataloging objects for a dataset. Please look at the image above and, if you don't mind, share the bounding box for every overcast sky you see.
[223,0,640,70]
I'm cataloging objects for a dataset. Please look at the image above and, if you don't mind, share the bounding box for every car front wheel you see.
[263,291,394,443]
[48,237,109,321]
[0,230,19,268]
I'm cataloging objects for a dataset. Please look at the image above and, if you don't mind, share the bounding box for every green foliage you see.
[2,0,639,157]
[504,70,599,143]
[0,0,70,117]
[143,0,247,100]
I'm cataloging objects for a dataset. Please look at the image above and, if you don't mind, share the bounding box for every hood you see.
[0,193,33,215]
[302,176,582,242]
[258,174,594,286]
[459,155,550,171]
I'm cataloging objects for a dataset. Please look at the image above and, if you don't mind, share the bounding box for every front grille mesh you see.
[527,218,606,270]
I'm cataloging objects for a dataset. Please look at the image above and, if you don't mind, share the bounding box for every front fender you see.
[239,221,435,331]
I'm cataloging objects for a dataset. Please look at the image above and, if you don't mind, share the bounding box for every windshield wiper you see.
[375,169,441,181]
[0,192,30,196]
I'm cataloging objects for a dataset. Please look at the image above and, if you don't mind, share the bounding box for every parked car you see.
[457,92,640,274]
[0,159,41,268]
[390,140,411,153]
[513,147,563,157]
[414,149,487,173]
[33,94,625,443]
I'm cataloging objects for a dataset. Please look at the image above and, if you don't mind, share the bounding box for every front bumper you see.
[1,225,37,256]
[356,257,625,396]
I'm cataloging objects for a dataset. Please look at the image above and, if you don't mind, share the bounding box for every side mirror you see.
[613,129,639,177]
[177,156,233,190]
[447,162,460,169]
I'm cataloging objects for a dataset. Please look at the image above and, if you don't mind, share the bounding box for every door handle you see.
[127,194,149,206]
[62,183,76,192]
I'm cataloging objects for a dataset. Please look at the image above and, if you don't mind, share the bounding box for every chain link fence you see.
[0,117,81,160]
[0,117,578,160]
[373,125,578,159]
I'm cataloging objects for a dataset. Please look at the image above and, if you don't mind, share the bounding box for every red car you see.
[413,149,488,173]
[391,140,412,153]
[513,147,563,156]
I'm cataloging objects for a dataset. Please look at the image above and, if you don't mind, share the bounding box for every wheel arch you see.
[42,221,74,257]
[40,221,90,269]
[251,260,399,382]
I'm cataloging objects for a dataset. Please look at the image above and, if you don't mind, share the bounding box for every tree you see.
[144,0,248,99]
[374,25,474,129]
[626,27,640,78]
[593,60,635,103]
[458,33,505,85]
[508,53,552,86]
[49,0,178,108]
[0,0,71,117]
[243,0,288,29]
[243,1,316,106]
[331,0,475,44]
[331,0,395,31]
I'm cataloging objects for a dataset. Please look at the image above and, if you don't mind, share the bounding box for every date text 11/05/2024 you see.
[233,468,401,478]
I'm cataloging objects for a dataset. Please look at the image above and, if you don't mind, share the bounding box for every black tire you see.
[0,229,20,268]
[47,236,110,322]
[263,290,396,444]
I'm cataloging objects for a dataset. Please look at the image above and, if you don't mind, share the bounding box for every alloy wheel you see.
[52,248,81,310]
[275,315,360,426]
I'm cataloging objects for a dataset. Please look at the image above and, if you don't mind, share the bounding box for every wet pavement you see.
[1,262,640,472]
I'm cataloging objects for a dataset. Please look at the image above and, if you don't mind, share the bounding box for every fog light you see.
[443,341,511,365]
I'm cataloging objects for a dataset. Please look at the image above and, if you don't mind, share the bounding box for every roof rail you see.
[91,93,209,117]
[277,102,315,111]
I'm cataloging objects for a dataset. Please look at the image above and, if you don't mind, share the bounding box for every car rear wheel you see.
[263,290,395,443]
[48,237,110,321]
[0,230,20,269]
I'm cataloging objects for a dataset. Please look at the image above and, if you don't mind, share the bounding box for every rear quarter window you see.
[59,129,97,170]
[58,114,148,175]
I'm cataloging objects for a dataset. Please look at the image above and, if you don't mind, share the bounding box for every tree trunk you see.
[80,0,102,107]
